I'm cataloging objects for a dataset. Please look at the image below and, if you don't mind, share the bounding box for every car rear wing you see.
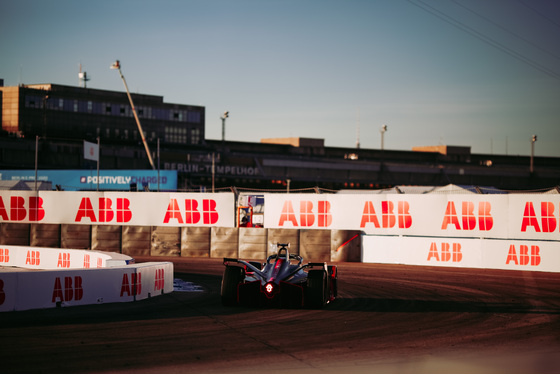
[224,258,264,275]
[307,262,328,269]
[223,257,240,265]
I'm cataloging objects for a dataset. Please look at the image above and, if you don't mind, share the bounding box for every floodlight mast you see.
[221,111,229,142]
[380,124,388,150]
[111,60,155,170]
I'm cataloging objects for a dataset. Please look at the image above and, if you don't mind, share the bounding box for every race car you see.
[221,243,337,308]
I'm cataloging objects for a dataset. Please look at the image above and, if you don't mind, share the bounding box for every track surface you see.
[2,257,560,374]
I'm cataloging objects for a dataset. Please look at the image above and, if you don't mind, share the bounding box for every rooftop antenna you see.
[79,63,90,88]
[356,107,360,149]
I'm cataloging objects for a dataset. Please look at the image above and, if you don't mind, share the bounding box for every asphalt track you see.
[2,257,560,374]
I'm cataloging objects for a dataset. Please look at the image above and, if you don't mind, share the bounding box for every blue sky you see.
[1,0,559,157]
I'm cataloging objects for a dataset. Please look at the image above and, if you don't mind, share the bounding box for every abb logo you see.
[57,252,71,268]
[278,200,332,227]
[25,250,41,266]
[441,201,493,231]
[154,269,165,291]
[52,276,83,302]
[164,199,219,224]
[0,248,9,263]
[83,254,102,268]
[506,244,541,266]
[120,273,142,296]
[521,202,558,233]
[427,242,463,262]
[0,196,45,222]
[360,201,412,229]
[74,197,132,223]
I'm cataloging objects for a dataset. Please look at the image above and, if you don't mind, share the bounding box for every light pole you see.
[110,60,155,170]
[42,94,49,138]
[380,124,388,150]
[34,135,39,192]
[530,134,537,173]
[221,111,229,142]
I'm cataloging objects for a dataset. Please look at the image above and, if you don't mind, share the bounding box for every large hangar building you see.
[1,81,559,191]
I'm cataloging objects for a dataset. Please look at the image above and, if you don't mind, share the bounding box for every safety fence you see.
[1,190,559,273]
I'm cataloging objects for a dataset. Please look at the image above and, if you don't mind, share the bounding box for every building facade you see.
[0,83,205,148]
[1,82,559,192]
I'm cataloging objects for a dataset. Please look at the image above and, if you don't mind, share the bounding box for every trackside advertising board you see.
[263,193,560,241]
[0,170,177,191]
[362,236,560,273]
[0,262,173,311]
[0,191,235,227]
[0,245,119,269]
[0,245,173,311]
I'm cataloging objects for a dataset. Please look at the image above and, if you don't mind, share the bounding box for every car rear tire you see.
[306,269,327,308]
[221,266,244,306]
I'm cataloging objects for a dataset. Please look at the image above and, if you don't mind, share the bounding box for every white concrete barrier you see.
[0,246,173,312]
[363,235,560,273]
[0,245,133,269]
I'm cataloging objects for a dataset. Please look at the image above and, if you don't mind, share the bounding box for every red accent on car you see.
[269,257,284,282]
[263,282,278,298]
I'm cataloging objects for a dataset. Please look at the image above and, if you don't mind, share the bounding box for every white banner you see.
[13,267,135,310]
[83,140,99,161]
[508,195,560,240]
[363,235,560,273]
[5,263,175,311]
[133,262,174,300]
[264,193,560,241]
[0,191,235,227]
[0,245,130,270]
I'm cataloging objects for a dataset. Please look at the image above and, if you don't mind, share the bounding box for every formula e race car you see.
[221,243,337,308]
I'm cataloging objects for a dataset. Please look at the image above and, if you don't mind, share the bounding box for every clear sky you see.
[1,0,559,157]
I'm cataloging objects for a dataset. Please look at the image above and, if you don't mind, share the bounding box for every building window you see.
[88,101,93,113]
[191,128,200,144]
[74,100,78,112]
[187,111,201,123]
[106,105,111,114]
